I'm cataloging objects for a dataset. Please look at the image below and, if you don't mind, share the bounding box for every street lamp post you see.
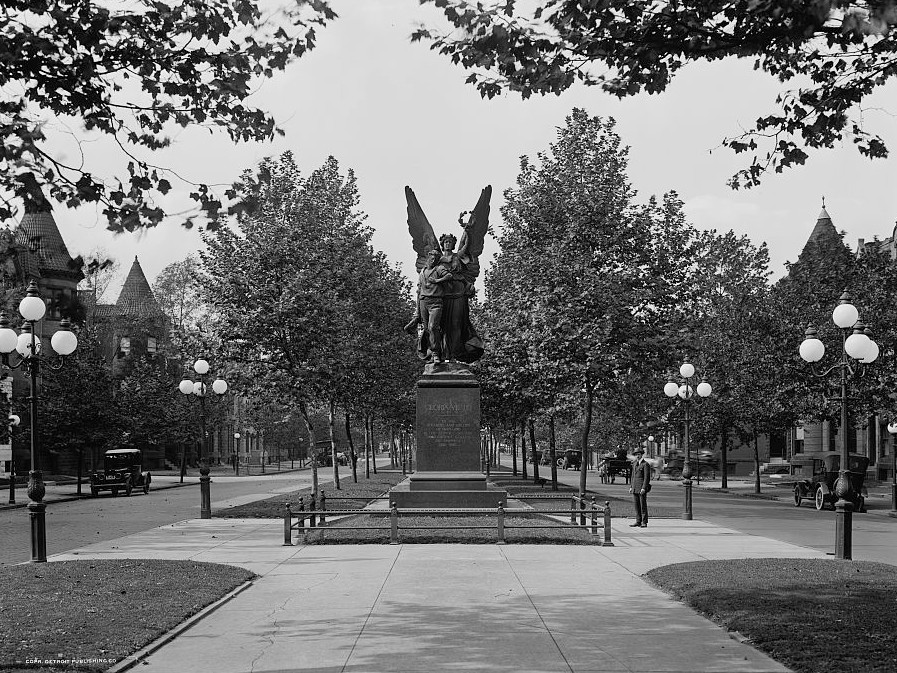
[0,280,78,562]
[178,359,228,519]
[663,361,712,521]
[233,432,240,476]
[799,290,879,560]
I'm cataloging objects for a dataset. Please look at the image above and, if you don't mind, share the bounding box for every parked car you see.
[558,449,582,470]
[314,451,349,467]
[662,450,718,479]
[791,452,868,512]
[89,448,151,497]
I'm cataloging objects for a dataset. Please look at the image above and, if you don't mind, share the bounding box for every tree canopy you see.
[1,0,336,231]
[415,0,897,187]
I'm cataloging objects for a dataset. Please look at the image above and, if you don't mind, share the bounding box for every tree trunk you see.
[520,421,527,479]
[365,414,371,479]
[328,399,341,490]
[179,441,186,483]
[753,432,761,494]
[529,419,539,482]
[76,448,83,495]
[511,427,518,476]
[548,415,558,491]
[579,373,593,497]
[720,423,729,489]
[389,425,396,469]
[369,416,377,474]
[345,410,358,483]
[299,401,319,498]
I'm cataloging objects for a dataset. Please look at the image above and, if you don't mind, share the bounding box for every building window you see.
[119,336,131,357]
[146,337,157,355]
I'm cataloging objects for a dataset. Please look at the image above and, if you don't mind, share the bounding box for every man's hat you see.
[632,448,645,455]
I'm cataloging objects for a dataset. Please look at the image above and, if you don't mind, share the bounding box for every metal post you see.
[603,501,614,547]
[283,503,293,546]
[681,390,693,520]
[570,495,575,524]
[8,417,15,505]
[497,504,505,544]
[590,497,597,535]
[892,438,897,512]
[26,341,47,563]
[579,496,586,527]
[390,503,399,544]
[198,384,212,519]
[309,494,316,528]
[835,345,853,559]
[319,490,326,525]
[298,497,305,538]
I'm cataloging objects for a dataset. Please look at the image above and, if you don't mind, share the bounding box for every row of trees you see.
[200,152,419,493]
[476,108,897,493]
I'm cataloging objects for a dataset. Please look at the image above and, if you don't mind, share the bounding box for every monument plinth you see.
[389,364,506,508]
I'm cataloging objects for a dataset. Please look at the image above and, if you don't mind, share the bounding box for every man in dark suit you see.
[629,448,651,527]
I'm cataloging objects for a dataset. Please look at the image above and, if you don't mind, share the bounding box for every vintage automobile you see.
[791,452,868,512]
[557,449,582,470]
[662,450,718,479]
[89,448,151,497]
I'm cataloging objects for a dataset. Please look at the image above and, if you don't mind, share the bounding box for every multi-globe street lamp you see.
[663,361,712,521]
[798,290,879,560]
[178,358,228,519]
[0,280,78,562]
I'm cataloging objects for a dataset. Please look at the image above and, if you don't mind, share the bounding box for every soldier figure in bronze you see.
[404,185,490,365]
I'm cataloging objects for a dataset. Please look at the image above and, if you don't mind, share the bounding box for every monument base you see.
[389,471,507,509]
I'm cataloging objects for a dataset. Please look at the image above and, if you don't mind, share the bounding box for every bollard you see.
[570,495,576,524]
[603,500,614,546]
[319,491,326,526]
[309,494,316,528]
[590,497,598,536]
[297,497,305,538]
[497,504,505,544]
[579,495,586,527]
[283,502,293,546]
[390,502,399,544]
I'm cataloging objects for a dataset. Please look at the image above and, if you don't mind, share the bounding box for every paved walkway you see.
[51,518,826,673]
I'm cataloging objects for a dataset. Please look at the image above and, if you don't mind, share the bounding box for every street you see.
[2,463,894,567]
[540,466,897,565]
[0,468,335,566]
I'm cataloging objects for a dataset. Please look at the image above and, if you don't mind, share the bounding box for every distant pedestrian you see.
[629,448,651,528]
[597,460,608,484]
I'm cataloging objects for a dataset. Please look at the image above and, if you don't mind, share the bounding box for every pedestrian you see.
[629,448,651,528]
[597,460,608,484]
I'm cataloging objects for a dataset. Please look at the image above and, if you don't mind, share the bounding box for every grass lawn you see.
[647,558,897,673]
[0,559,254,673]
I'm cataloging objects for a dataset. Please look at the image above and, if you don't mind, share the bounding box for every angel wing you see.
[458,185,492,282]
[405,186,439,272]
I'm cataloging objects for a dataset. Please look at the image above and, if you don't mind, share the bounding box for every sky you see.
[42,1,897,301]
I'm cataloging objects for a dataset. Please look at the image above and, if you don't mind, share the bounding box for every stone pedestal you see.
[389,364,506,509]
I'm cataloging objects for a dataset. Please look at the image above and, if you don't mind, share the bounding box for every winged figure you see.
[403,185,490,365]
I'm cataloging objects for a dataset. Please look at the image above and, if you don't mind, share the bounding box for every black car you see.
[792,452,868,512]
[90,448,152,497]
[558,449,582,470]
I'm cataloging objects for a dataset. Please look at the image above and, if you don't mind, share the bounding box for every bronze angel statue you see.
[403,185,490,365]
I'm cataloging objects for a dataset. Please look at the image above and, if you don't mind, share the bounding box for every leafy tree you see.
[1,0,336,230]
[485,109,670,493]
[39,328,120,482]
[202,151,404,495]
[415,0,896,187]
[153,256,208,330]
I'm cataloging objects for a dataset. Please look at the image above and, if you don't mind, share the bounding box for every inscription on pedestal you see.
[416,378,480,472]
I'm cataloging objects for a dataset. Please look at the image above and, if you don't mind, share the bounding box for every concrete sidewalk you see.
[52,518,826,673]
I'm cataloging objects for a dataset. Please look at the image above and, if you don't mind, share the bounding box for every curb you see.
[0,481,196,512]
[105,577,256,673]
